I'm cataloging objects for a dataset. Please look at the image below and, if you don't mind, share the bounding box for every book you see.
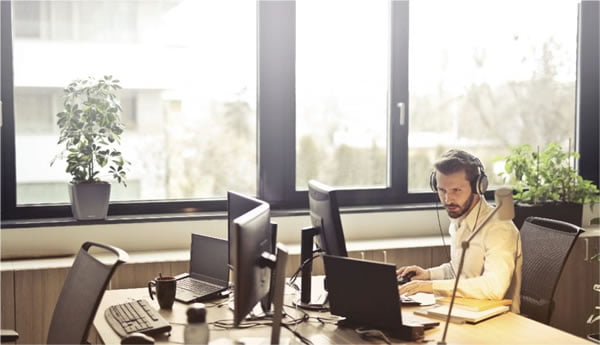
[437,297,512,312]
[414,305,510,324]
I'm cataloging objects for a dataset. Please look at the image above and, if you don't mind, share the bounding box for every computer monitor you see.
[231,201,272,326]
[227,191,266,267]
[295,180,348,310]
[231,202,289,344]
[308,180,348,257]
[227,191,277,313]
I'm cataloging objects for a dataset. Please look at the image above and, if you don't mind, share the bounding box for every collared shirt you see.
[428,198,522,313]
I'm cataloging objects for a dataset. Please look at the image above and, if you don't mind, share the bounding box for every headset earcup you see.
[477,173,489,195]
[430,171,437,192]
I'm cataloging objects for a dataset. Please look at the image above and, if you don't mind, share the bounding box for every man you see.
[397,149,522,312]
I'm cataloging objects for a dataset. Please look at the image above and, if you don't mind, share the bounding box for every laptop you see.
[174,233,229,303]
[323,255,439,341]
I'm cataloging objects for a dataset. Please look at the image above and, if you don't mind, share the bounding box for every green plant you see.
[51,76,129,185]
[496,142,599,204]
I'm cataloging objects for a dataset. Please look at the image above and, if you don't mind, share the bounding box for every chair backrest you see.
[47,242,128,344]
[520,216,583,324]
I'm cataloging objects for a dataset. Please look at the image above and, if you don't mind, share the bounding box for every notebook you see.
[414,304,510,324]
[174,233,229,303]
[322,255,439,340]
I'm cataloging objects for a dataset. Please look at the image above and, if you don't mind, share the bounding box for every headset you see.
[430,150,487,279]
[429,153,488,195]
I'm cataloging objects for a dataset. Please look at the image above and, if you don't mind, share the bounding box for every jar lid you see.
[186,303,207,323]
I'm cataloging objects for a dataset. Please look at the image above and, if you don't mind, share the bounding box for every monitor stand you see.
[292,226,328,310]
[226,244,291,345]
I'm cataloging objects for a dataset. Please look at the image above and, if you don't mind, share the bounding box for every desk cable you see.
[206,304,313,345]
[354,327,392,345]
[287,249,322,290]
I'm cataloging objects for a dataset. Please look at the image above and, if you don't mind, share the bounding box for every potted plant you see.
[51,75,129,220]
[496,142,599,229]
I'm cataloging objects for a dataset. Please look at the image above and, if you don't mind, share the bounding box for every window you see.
[8,0,257,209]
[1,0,597,221]
[407,0,579,192]
[296,0,389,189]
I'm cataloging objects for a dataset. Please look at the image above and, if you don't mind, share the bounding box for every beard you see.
[444,193,476,219]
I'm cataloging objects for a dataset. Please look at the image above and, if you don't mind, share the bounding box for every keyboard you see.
[104,299,172,338]
[176,277,224,302]
[178,278,222,294]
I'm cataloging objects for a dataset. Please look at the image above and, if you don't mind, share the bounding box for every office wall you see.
[3,204,598,260]
[1,209,450,260]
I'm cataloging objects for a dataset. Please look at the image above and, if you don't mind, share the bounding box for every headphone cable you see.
[435,199,456,278]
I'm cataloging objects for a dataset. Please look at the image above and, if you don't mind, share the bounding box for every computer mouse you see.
[121,332,155,345]
[397,271,416,285]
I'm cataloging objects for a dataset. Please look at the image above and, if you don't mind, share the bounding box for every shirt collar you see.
[455,197,492,233]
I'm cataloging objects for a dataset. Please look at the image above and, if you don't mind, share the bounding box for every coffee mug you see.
[148,276,177,309]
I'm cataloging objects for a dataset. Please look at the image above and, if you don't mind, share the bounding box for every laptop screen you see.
[323,255,403,330]
[189,233,229,285]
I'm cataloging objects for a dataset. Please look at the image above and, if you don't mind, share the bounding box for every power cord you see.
[287,250,323,291]
[354,327,392,345]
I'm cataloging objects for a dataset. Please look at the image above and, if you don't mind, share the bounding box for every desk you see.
[94,288,592,345]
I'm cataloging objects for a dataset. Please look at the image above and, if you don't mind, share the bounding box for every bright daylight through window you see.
[407,0,577,191]
[296,0,389,189]
[13,0,257,205]
[3,0,590,218]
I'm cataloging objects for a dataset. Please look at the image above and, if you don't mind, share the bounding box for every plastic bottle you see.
[184,303,209,345]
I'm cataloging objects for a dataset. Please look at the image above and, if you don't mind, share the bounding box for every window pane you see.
[296,0,389,189]
[13,0,256,205]
[408,0,577,191]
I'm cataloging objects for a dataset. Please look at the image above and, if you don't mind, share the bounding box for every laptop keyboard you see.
[177,277,222,300]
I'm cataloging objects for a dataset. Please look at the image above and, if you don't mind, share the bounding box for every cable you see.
[435,192,483,279]
[435,199,456,278]
[354,327,392,345]
[282,324,314,345]
[287,250,322,290]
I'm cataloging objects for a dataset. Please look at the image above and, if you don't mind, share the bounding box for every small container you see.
[184,303,209,345]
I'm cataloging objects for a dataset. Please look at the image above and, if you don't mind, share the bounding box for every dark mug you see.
[148,276,177,309]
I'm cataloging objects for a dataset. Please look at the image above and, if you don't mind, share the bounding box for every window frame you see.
[1,0,597,222]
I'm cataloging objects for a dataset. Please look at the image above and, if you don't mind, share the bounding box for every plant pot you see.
[513,202,583,230]
[69,182,111,220]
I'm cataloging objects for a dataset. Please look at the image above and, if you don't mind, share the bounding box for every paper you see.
[406,292,436,306]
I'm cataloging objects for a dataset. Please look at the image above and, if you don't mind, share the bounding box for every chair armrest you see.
[1,329,19,342]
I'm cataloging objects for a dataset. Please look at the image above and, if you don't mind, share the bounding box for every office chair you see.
[520,216,583,324]
[46,241,128,344]
[0,330,18,343]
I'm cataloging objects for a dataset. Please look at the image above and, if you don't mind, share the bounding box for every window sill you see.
[1,202,440,229]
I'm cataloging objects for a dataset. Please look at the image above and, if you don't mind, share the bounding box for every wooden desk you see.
[94,288,592,345]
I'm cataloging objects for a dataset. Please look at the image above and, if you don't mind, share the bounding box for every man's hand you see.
[398,280,433,296]
[396,265,430,281]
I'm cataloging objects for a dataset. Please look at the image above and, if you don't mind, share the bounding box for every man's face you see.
[435,170,477,219]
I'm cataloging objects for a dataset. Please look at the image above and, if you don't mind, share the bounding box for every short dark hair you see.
[434,149,483,191]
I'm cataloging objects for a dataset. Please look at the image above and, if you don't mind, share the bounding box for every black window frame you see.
[2,0,598,222]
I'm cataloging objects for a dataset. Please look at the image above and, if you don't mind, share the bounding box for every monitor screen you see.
[231,202,273,326]
[308,180,348,257]
[227,191,266,266]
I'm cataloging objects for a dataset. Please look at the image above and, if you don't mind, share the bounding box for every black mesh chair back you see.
[47,242,128,344]
[520,216,583,324]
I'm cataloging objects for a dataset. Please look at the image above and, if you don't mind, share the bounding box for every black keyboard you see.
[104,299,172,338]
